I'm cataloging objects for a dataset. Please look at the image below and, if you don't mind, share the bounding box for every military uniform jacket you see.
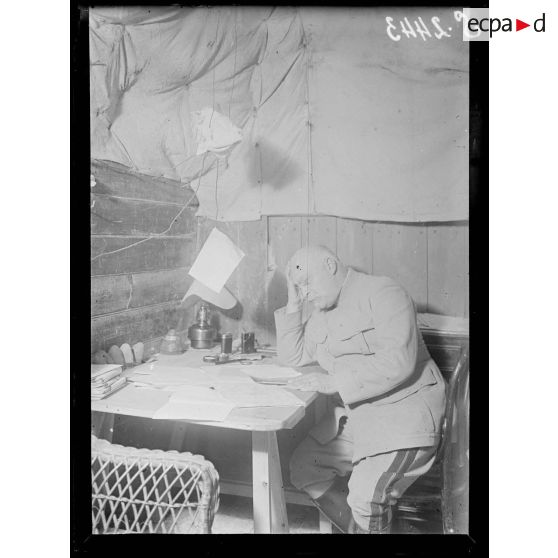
[274,269,446,463]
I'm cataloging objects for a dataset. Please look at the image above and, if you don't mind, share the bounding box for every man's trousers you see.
[290,414,438,532]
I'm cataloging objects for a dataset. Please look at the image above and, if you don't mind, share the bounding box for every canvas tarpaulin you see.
[90,7,468,222]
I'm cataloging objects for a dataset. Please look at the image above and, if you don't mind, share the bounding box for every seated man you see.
[275,245,446,534]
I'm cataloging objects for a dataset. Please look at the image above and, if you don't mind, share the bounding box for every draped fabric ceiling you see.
[90,7,468,222]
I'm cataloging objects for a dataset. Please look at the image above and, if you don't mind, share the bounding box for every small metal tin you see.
[240,332,255,354]
[220,332,233,354]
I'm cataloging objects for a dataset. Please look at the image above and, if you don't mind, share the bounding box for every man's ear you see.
[324,256,337,276]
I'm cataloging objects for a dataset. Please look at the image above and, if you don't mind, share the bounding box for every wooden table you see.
[91,353,323,534]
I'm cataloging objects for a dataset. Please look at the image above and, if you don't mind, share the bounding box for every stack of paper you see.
[91,364,127,400]
[127,364,212,390]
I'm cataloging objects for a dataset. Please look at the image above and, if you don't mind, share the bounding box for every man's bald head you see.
[287,245,347,310]
[288,245,339,282]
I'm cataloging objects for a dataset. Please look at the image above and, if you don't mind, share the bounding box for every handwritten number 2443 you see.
[386,16,453,41]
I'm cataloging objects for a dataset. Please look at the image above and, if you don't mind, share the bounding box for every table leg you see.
[252,432,289,534]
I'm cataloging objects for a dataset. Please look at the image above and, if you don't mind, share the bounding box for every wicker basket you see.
[91,435,219,534]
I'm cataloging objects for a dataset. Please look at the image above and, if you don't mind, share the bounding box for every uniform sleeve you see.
[274,307,318,367]
[332,283,418,405]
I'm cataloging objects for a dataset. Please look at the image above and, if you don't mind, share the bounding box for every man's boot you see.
[312,475,393,534]
[312,475,353,533]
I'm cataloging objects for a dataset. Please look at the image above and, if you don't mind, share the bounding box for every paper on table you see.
[128,365,211,387]
[201,366,257,384]
[188,228,245,293]
[215,383,305,408]
[152,386,235,421]
[238,365,301,381]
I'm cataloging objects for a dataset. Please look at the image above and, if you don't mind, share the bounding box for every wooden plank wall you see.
[91,161,468,356]
[190,216,468,347]
[90,160,200,354]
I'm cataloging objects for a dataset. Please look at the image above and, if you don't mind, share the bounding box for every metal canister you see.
[220,332,233,354]
[240,332,255,354]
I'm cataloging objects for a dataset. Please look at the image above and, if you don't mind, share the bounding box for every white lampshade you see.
[181,278,237,310]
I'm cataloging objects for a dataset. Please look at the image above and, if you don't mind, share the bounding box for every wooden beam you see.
[91,159,198,206]
[91,274,132,316]
[91,236,195,276]
[91,269,194,317]
[130,268,192,308]
[90,302,186,354]
[91,196,196,236]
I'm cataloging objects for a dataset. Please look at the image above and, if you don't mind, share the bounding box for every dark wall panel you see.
[91,236,195,276]
[91,161,198,356]
[91,274,132,316]
[91,302,181,354]
[92,160,198,206]
[91,268,193,317]
[91,196,195,236]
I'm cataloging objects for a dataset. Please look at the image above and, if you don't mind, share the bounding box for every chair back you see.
[438,345,470,534]
[437,344,469,462]
[91,435,220,534]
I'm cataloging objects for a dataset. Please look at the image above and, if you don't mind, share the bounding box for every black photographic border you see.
[71,2,487,556]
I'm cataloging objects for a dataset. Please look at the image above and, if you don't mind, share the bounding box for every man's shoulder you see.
[347,271,414,315]
[349,269,405,295]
